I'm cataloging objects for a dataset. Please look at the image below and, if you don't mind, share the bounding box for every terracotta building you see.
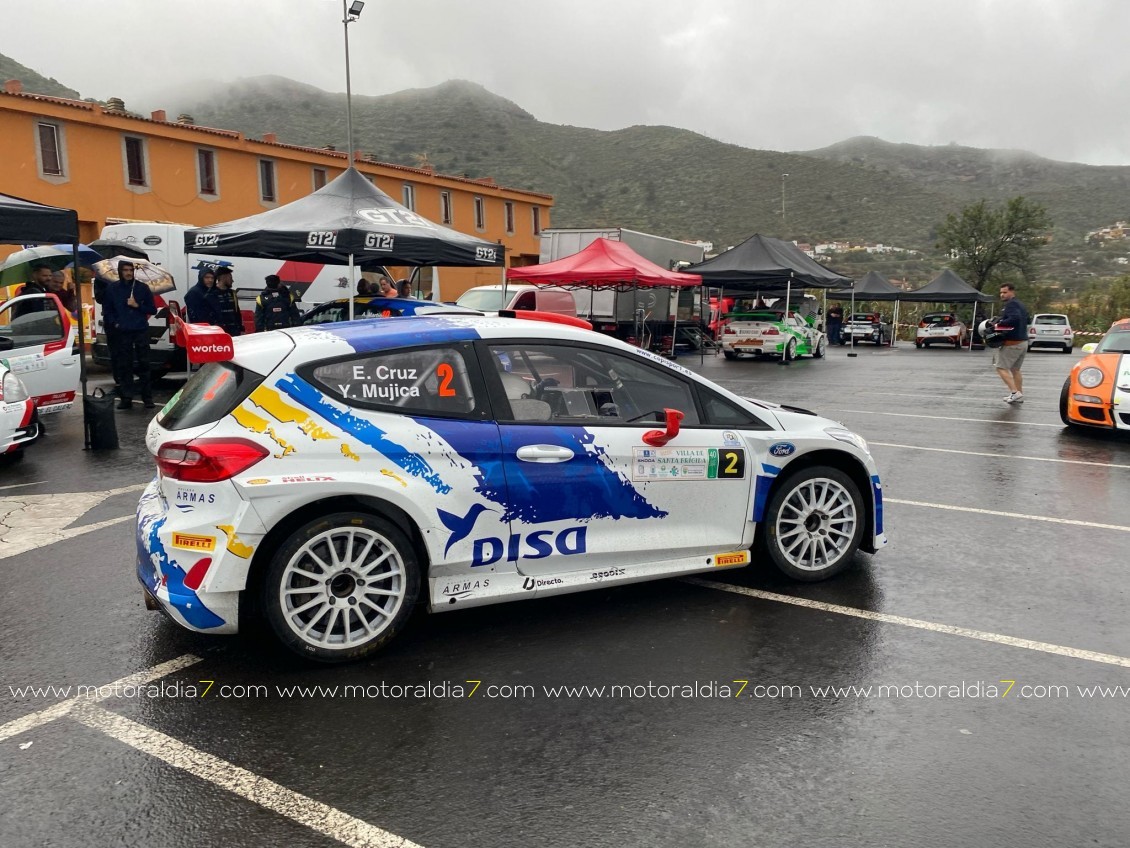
[0,80,552,300]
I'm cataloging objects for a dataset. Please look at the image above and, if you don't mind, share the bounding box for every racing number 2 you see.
[436,363,456,397]
[719,449,745,478]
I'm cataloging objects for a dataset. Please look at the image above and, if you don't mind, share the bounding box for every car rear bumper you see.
[135,479,240,634]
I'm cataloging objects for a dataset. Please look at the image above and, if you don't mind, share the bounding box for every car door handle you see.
[516,445,575,463]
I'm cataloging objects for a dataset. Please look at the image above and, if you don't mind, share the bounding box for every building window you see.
[313,168,328,190]
[532,206,542,235]
[504,202,515,234]
[474,196,485,231]
[197,149,217,195]
[37,123,63,176]
[402,183,416,211]
[440,191,453,225]
[124,136,147,186]
[259,159,277,203]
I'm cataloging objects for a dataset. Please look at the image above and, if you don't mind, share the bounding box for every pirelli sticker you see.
[714,551,751,568]
[172,533,216,552]
[632,447,746,481]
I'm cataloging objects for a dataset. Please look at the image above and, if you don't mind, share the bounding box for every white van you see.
[93,222,364,375]
[455,284,577,316]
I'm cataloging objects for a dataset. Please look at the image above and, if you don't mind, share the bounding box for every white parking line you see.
[885,498,1130,533]
[0,654,202,743]
[871,442,1130,470]
[72,704,422,848]
[822,408,1063,427]
[686,578,1130,668]
[0,481,47,491]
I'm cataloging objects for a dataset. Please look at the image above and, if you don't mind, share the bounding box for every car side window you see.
[0,296,64,348]
[305,343,482,417]
[697,389,774,430]
[485,342,701,426]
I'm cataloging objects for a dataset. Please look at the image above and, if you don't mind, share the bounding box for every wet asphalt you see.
[2,347,1129,848]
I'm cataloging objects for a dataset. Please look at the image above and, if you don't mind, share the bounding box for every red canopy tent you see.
[506,238,704,358]
[505,238,701,288]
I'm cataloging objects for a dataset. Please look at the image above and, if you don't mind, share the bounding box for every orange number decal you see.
[437,363,456,396]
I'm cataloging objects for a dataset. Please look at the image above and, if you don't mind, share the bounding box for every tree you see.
[936,197,1052,291]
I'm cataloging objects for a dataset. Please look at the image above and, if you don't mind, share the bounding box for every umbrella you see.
[92,256,176,295]
[0,243,104,285]
[88,238,150,261]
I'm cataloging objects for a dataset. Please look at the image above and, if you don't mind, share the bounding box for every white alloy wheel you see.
[756,466,864,581]
[265,512,419,661]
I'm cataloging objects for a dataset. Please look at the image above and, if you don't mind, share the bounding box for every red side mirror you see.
[642,408,684,447]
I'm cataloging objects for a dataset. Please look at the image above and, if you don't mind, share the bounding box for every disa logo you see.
[472,527,587,567]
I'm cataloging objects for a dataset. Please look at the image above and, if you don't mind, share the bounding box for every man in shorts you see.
[994,283,1029,404]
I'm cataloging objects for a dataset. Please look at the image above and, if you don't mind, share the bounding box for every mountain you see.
[800,136,1130,240]
[163,77,966,250]
[4,50,1129,270]
[0,54,79,99]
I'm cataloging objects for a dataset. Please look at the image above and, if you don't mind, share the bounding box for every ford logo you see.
[143,235,162,245]
[769,442,796,457]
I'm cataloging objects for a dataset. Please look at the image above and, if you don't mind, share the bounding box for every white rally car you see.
[137,313,885,662]
[720,309,827,361]
[0,360,39,455]
[0,291,81,456]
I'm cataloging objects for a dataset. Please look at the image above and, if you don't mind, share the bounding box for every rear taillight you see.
[156,438,269,482]
[918,322,927,328]
[723,327,736,334]
[1064,329,1071,336]
[764,327,780,335]
[1029,327,1036,335]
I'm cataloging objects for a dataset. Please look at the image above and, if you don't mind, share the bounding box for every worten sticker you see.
[632,447,746,481]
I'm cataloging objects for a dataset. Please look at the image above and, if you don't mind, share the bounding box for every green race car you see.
[720,310,827,361]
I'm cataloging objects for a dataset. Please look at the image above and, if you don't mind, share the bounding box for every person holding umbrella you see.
[102,260,157,409]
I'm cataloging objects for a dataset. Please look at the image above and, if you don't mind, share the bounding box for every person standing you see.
[254,274,299,332]
[208,268,244,337]
[185,268,221,324]
[826,303,844,346]
[103,261,157,409]
[994,283,1030,404]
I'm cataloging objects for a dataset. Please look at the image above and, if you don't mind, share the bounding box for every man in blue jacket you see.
[185,267,221,325]
[994,283,1030,404]
[103,261,157,409]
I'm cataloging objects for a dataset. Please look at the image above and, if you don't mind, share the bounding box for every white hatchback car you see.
[138,314,886,662]
[1029,313,1075,353]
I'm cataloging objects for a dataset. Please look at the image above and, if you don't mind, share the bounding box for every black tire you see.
[783,338,797,361]
[1062,345,1073,354]
[813,336,827,359]
[754,465,865,582]
[1059,378,1074,427]
[263,511,421,662]
[723,350,737,360]
[915,341,923,349]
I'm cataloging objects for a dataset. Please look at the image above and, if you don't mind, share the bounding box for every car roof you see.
[279,313,614,359]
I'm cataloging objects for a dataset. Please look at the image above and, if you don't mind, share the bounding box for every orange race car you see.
[1059,319,1130,431]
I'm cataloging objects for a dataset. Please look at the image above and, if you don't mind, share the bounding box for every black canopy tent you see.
[0,193,95,441]
[184,167,505,319]
[830,270,905,349]
[898,270,994,352]
[0,192,80,245]
[685,234,852,360]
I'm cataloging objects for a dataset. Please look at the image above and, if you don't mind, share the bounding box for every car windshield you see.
[849,314,879,322]
[1035,315,1068,325]
[455,290,507,311]
[923,314,955,325]
[729,310,784,321]
[1097,329,1130,354]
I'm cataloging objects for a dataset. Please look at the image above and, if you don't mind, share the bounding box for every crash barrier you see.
[83,387,119,450]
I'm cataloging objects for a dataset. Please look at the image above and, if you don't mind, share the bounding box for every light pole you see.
[781,173,789,232]
[342,0,364,322]
[342,0,364,163]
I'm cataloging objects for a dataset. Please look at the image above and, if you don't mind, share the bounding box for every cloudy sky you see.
[3,0,1129,165]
